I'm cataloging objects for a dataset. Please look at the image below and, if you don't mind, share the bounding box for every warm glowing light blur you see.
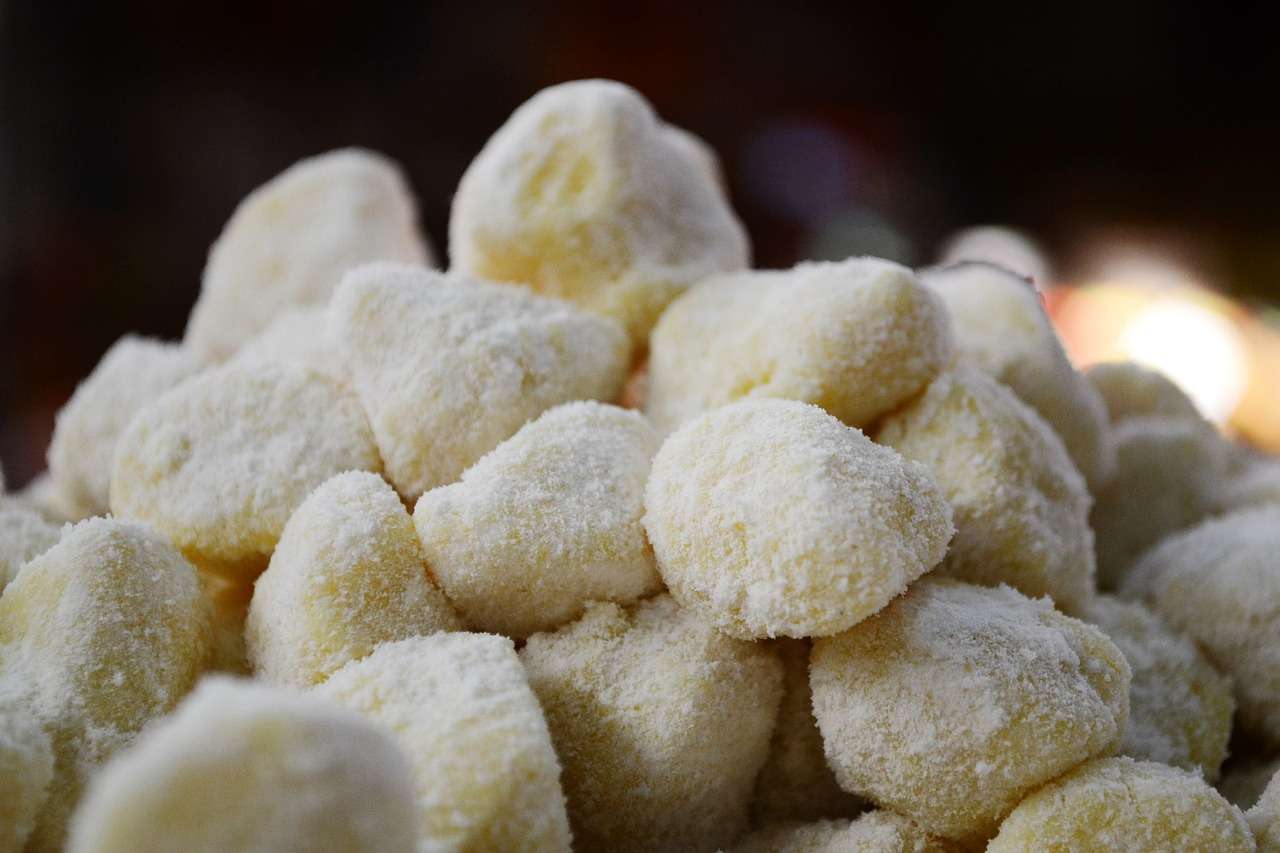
[938,226,1052,286]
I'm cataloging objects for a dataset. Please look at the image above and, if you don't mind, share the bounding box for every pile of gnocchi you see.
[3,79,1280,853]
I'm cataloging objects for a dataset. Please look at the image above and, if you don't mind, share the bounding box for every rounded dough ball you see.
[330,262,630,499]
[1075,594,1233,779]
[248,471,460,686]
[12,472,91,524]
[922,262,1114,489]
[315,633,571,852]
[0,701,54,853]
[1248,768,1280,851]
[110,362,381,581]
[751,639,862,826]
[229,305,346,381]
[1123,507,1280,745]
[48,335,203,515]
[646,258,954,435]
[733,812,960,853]
[66,677,417,853]
[520,595,784,853]
[1086,361,1206,425]
[413,401,660,638]
[810,578,1130,845]
[186,148,432,362]
[1092,416,1227,588]
[0,519,212,852]
[988,757,1253,852]
[645,398,952,639]
[450,79,749,346]
[0,506,60,592]
[875,367,1096,611]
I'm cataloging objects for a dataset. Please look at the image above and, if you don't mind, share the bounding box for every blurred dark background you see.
[3,0,1280,483]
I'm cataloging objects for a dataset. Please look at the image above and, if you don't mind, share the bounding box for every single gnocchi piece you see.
[1123,507,1280,745]
[11,472,91,524]
[315,633,571,853]
[47,335,203,515]
[520,596,784,853]
[875,367,1096,612]
[987,757,1254,852]
[1086,361,1206,426]
[1074,595,1233,779]
[750,639,863,826]
[66,677,418,853]
[329,263,630,499]
[810,578,1130,846]
[0,506,60,592]
[733,811,960,853]
[1092,416,1228,588]
[450,79,749,347]
[0,700,54,853]
[921,262,1114,490]
[248,471,460,686]
[186,148,432,362]
[413,402,660,638]
[109,362,381,581]
[646,258,953,435]
[229,306,346,382]
[644,398,953,640]
[0,519,212,852]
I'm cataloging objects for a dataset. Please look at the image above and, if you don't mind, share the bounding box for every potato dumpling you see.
[329,262,630,499]
[414,402,659,638]
[520,595,784,852]
[876,367,1096,611]
[450,79,749,347]
[1074,594,1233,779]
[316,633,571,852]
[248,471,460,686]
[733,811,960,853]
[1092,415,1228,588]
[48,335,203,515]
[645,398,952,639]
[922,262,1113,490]
[1086,361,1206,426]
[66,677,418,853]
[186,148,432,362]
[0,519,212,852]
[0,506,60,592]
[750,639,863,826]
[1123,507,1280,745]
[229,306,346,382]
[810,578,1130,846]
[646,258,953,435]
[987,757,1253,852]
[109,362,381,582]
[0,700,54,853]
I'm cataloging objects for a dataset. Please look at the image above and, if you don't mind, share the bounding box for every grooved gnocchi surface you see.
[0,519,212,852]
[66,678,418,853]
[987,757,1254,852]
[520,595,784,853]
[248,471,460,686]
[810,578,1130,846]
[645,398,953,639]
[450,79,749,348]
[876,367,1096,611]
[329,263,630,500]
[315,633,572,853]
[109,362,381,581]
[646,258,953,435]
[186,148,433,362]
[921,262,1114,490]
[414,401,660,638]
